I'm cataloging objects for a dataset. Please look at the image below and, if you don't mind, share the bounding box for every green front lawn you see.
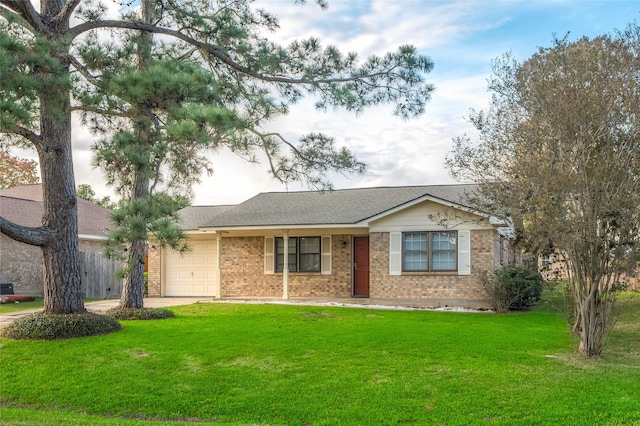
[1,294,639,425]
[0,298,102,314]
[0,298,44,314]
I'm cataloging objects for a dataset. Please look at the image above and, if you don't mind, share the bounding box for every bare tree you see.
[448,28,640,357]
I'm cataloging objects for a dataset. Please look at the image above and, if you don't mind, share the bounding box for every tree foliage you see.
[76,183,115,208]
[448,26,640,357]
[0,0,435,313]
[0,149,39,189]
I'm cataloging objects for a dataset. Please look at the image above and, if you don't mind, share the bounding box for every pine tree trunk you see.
[119,240,146,309]
[117,0,153,310]
[38,1,85,314]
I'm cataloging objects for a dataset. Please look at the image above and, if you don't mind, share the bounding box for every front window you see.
[275,237,321,272]
[402,231,457,272]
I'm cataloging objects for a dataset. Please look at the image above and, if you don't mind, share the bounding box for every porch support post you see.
[283,230,289,299]
[215,233,222,299]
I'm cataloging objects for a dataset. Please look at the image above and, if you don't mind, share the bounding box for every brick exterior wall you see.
[369,230,495,300]
[0,235,43,296]
[147,239,162,296]
[220,236,353,297]
[148,230,501,301]
[221,236,281,297]
[288,236,352,297]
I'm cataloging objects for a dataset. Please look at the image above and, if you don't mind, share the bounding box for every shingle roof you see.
[0,184,44,202]
[0,185,112,237]
[194,184,483,229]
[178,205,237,230]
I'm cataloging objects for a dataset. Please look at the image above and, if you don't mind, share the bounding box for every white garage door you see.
[164,241,218,296]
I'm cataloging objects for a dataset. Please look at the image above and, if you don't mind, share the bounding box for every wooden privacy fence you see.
[79,252,123,299]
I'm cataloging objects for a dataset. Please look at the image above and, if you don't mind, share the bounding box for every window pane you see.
[432,232,456,250]
[299,237,320,254]
[299,237,320,272]
[431,232,457,270]
[275,237,320,272]
[404,233,427,251]
[299,254,320,271]
[403,232,428,271]
[276,237,299,272]
[432,250,456,270]
[275,238,285,272]
[288,239,297,272]
[404,251,427,270]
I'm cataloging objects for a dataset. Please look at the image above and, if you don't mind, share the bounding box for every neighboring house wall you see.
[0,235,42,295]
[541,252,640,291]
[0,235,117,296]
[0,186,114,296]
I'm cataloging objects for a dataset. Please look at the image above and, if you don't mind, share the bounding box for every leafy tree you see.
[448,28,640,357]
[0,0,435,314]
[0,148,39,189]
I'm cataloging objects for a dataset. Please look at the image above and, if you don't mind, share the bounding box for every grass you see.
[0,293,639,425]
[0,298,102,314]
[0,299,44,314]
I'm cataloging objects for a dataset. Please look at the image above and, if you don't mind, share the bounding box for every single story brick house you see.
[0,184,114,296]
[147,184,513,305]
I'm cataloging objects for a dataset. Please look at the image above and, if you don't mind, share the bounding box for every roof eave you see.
[199,222,369,232]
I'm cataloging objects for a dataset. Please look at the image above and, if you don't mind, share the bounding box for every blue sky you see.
[17,0,639,205]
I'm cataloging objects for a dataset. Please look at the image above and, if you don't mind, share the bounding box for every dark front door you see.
[353,236,370,297]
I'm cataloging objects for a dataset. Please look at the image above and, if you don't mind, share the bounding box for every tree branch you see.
[0,0,49,34]
[69,54,101,85]
[53,0,82,27]
[0,216,51,247]
[10,125,43,147]
[69,20,382,86]
[0,3,34,30]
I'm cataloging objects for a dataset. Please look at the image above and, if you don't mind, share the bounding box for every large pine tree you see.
[0,0,434,313]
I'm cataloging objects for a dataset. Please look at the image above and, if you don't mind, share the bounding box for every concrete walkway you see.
[0,298,204,329]
[0,296,491,329]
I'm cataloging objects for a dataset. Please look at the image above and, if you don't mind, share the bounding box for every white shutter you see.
[457,230,471,275]
[389,232,402,276]
[264,236,275,274]
[321,235,332,275]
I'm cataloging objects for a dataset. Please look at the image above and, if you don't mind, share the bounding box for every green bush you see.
[481,265,544,313]
[1,312,121,340]
[106,307,174,320]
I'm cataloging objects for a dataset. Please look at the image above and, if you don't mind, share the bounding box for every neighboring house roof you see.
[186,184,498,230]
[0,185,112,238]
[0,183,44,202]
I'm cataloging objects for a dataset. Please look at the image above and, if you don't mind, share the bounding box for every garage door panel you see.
[191,255,210,265]
[165,241,218,296]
